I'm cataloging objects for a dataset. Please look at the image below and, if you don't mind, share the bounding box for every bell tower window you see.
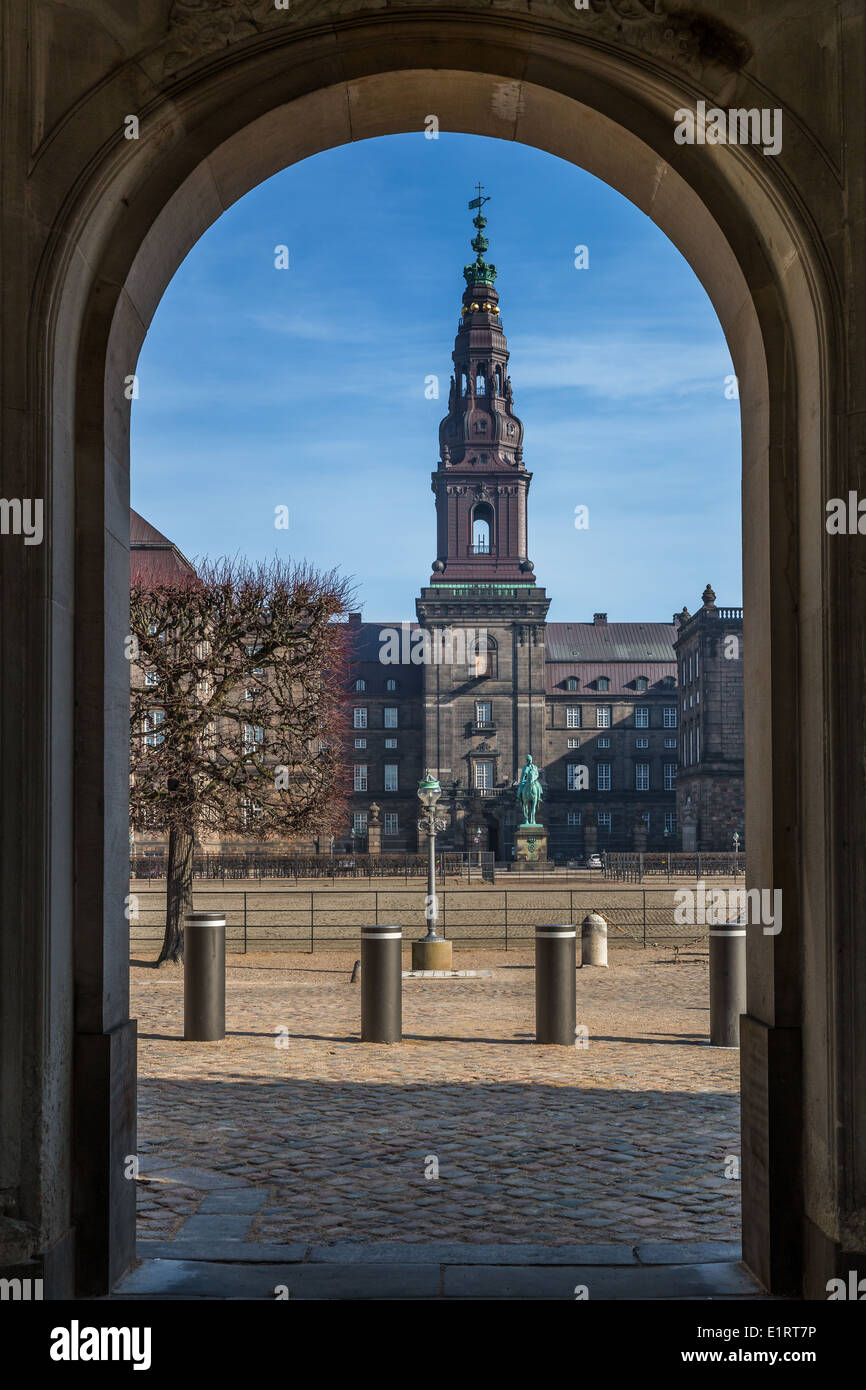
[472,502,493,554]
[475,368,486,395]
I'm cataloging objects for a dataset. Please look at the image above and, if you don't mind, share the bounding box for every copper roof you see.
[546,621,678,663]
[130,508,197,582]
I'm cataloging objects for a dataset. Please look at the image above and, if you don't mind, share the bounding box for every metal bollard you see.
[361,924,402,1043]
[709,919,746,1047]
[184,911,226,1041]
[581,912,608,967]
[535,923,576,1045]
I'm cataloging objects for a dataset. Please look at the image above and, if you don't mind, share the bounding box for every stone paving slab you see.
[114,1257,765,1301]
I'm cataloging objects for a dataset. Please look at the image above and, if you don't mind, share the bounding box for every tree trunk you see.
[158,826,195,963]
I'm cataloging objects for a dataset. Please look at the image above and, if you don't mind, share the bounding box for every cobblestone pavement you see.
[132,948,741,1248]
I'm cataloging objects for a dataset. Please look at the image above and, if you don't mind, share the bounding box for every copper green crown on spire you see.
[463,182,498,286]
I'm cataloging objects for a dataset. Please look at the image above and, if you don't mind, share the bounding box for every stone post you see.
[367,802,382,855]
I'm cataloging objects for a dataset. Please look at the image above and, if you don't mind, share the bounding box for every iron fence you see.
[128,885,712,953]
[130,850,495,884]
[603,851,745,882]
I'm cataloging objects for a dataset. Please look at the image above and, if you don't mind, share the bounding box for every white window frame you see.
[596,705,611,728]
[384,763,399,792]
[474,759,494,791]
[635,762,650,792]
[566,706,581,729]
[596,762,611,791]
[354,738,367,749]
[635,737,649,749]
[353,707,368,729]
[664,762,677,791]
[384,707,398,729]
[384,812,399,836]
[635,706,649,728]
[663,706,678,728]
[353,764,368,792]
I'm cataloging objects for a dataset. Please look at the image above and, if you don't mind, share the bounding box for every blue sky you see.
[131,133,742,623]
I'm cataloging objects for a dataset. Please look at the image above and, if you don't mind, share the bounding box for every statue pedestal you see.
[515,823,548,869]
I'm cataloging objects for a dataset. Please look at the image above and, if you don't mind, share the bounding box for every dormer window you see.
[353,678,366,692]
[565,677,579,691]
[597,676,610,691]
[636,676,649,691]
[385,678,398,692]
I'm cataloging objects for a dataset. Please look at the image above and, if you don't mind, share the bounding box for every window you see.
[664,737,677,749]
[353,812,367,834]
[384,707,398,729]
[353,707,368,729]
[475,369,486,394]
[195,640,210,661]
[385,678,398,692]
[635,737,649,749]
[635,706,649,728]
[681,660,687,684]
[567,737,580,749]
[353,764,368,791]
[664,762,677,791]
[597,676,610,691]
[596,706,611,728]
[639,811,651,830]
[472,512,491,554]
[353,679,366,692]
[636,676,649,691]
[201,720,216,751]
[596,763,611,791]
[597,811,612,831]
[663,706,678,728]
[246,645,264,676]
[567,811,582,827]
[196,677,211,699]
[384,813,399,836]
[475,759,494,790]
[145,669,159,687]
[566,676,579,691]
[241,798,263,827]
[243,723,263,754]
[354,738,367,749]
[689,729,694,765]
[144,709,165,746]
[664,811,677,836]
[475,700,492,725]
[696,726,701,761]
[244,687,256,702]
[567,763,587,791]
[695,650,700,678]
[384,764,399,791]
[635,763,650,791]
[597,737,610,749]
[566,706,581,728]
[384,737,397,749]
[688,656,693,683]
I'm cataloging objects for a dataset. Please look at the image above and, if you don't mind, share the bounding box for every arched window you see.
[353,678,366,692]
[475,367,486,395]
[597,676,610,691]
[566,676,579,691]
[460,371,468,397]
[385,678,398,692]
[472,502,493,554]
[494,366,503,395]
[469,632,497,679]
[636,676,649,691]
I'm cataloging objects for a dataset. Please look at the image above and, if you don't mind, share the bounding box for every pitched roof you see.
[130,508,197,582]
[546,621,678,663]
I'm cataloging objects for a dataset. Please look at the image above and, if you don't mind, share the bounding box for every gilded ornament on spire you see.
[463,182,498,286]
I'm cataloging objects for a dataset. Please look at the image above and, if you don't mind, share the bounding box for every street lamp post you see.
[732,830,741,876]
[412,770,452,971]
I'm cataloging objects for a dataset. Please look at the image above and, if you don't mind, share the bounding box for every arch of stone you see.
[0,0,861,1300]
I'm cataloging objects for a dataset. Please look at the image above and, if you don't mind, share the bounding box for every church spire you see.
[428,190,535,584]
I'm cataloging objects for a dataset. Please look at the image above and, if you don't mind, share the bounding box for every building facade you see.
[340,206,745,858]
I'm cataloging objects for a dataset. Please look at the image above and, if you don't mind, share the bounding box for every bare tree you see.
[130,556,353,962]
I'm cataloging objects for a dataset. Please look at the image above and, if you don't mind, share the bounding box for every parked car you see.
[586,853,603,869]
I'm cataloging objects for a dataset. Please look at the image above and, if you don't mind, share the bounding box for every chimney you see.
[348,612,362,626]
[593,612,607,625]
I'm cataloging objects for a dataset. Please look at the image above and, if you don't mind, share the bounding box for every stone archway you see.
[2,3,861,1299]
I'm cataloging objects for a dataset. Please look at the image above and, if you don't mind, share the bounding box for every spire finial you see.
[464,184,497,286]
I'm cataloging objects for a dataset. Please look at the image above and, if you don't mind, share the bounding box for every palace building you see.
[130,202,745,860]
[339,200,745,859]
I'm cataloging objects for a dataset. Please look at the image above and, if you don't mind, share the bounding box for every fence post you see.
[697,852,702,881]
[642,888,646,948]
[375,890,379,926]
[243,891,248,955]
[505,890,508,951]
[310,891,314,954]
